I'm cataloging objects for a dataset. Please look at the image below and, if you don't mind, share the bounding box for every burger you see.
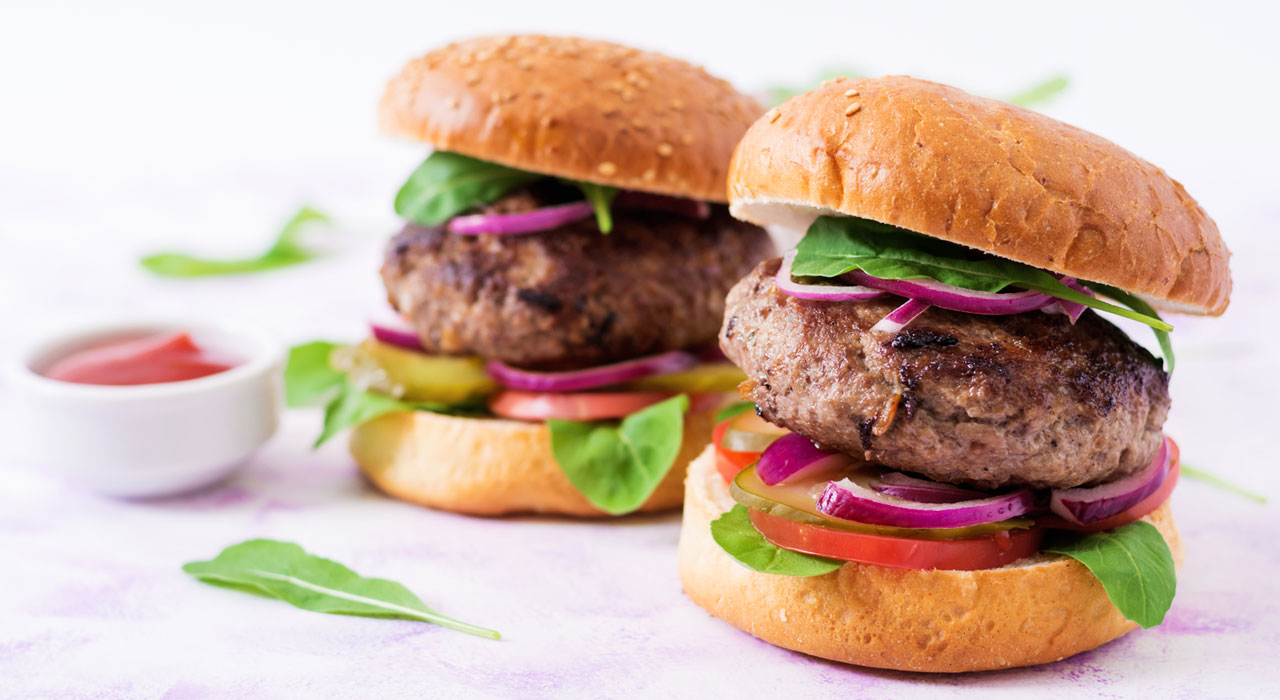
[285,35,773,516]
[678,76,1231,671]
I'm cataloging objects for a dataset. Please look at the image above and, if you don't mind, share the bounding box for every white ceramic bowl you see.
[5,321,283,497]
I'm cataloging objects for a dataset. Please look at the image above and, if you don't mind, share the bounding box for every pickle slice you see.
[349,339,498,404]
[619,362,746,393]
[730,464,1032,540]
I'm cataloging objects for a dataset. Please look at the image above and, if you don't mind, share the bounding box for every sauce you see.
[43,331,240,386]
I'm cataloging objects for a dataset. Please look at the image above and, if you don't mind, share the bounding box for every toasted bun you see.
[350,408,715,516]
[678,445,1184,672]
[380,35,763,203]
[729,76,1231,315]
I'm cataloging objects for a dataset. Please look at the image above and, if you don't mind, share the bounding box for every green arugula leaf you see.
[573,181,619,233]
[1181,464,1268,504]
[183,539,500,639]
[1080,281,1175,373]
[791,216,1173,332]
[547,395,688,514]
[711,505,843,576]
[714,401,756,423]
[395,152,541,226]
[1005,75,1069,108]
[141,207,331,277]
[284,341,346,407]
[283,341,475,447]
[1044,521,1176,628]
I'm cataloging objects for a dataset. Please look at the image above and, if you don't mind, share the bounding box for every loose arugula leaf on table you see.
[141,207,331,277]
[711,505,843,576]
[573,181,619,233]
[183,539,500,639]
[791,216,1173,333]
[1181,464,1268,504]
[1044,521,1176,628]
[547,395,688,515]
[1080,281,1175,373]
[395,152,541,226]
[1004,75,1069,108]
[715,401,756,423]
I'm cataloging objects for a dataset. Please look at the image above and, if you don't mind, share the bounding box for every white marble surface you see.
[2,2,1278,698]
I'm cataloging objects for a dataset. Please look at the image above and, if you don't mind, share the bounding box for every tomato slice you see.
[1039,442,1181,532]
[750,509,1045,571]
[489,390,717,421]
[713,418,765,482]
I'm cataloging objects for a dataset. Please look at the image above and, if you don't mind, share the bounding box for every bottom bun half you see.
[678,445,1184,672]
[350,408,716,516]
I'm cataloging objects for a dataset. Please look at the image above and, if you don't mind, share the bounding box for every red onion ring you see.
[447,201,593,235]
[870,472,988,503]
[1049,438,1171,525]
[870,299,931,333]
[486,351,697,393]
[848,270,1053,315]
[817,478,1037,528]
[775,253,884,302]
[369,318,424,352]
[615,191,711,219]
[756,433,854,485]
[1040,277,1093,324]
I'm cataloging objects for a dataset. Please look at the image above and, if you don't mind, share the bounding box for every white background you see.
[2,1,1278,698]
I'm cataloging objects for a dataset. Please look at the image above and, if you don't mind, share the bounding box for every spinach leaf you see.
[547,395,688,514]
[791,216,1173,331]
[1181,464,1268,504]
[284,341,346,407]
[1004,75,1069,108]
[1044,521,1176,628]
[183,539,500,639]
[573,181,619,233]
[1080,281,1175,373]
[141,207,331,277]
[714,401,756,423]
[395,152,541,226]
[283,341,471,447]
[711,505,843,576]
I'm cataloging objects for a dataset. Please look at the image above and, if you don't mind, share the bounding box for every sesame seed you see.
[597,162,618,176]
[680,132,693,145]
[657,143,674,157]
[845,89,860,97]
[671,98,684,110]
[642,169,656,181]
[766,108,781,123]
[845,103,862,116]
[446,96,460,109]
[465,72,480,86]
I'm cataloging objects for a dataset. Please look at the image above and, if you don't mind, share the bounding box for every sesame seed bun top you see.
[379,35,764,203]
[728,76,1232,316]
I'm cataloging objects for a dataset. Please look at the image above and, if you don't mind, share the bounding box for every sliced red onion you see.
[369,317,424,352]
[756,433,853,486]
[615,191,711,219]
[775,252,884,302]
[871,472,988,504]
[447,201,594,235]
[848,270,1053,315]
[870,299,931,333]
[1050,438,1171,525]
[486,351,697,393]
[817,478,1036,528]
[1040,277,1094,324]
